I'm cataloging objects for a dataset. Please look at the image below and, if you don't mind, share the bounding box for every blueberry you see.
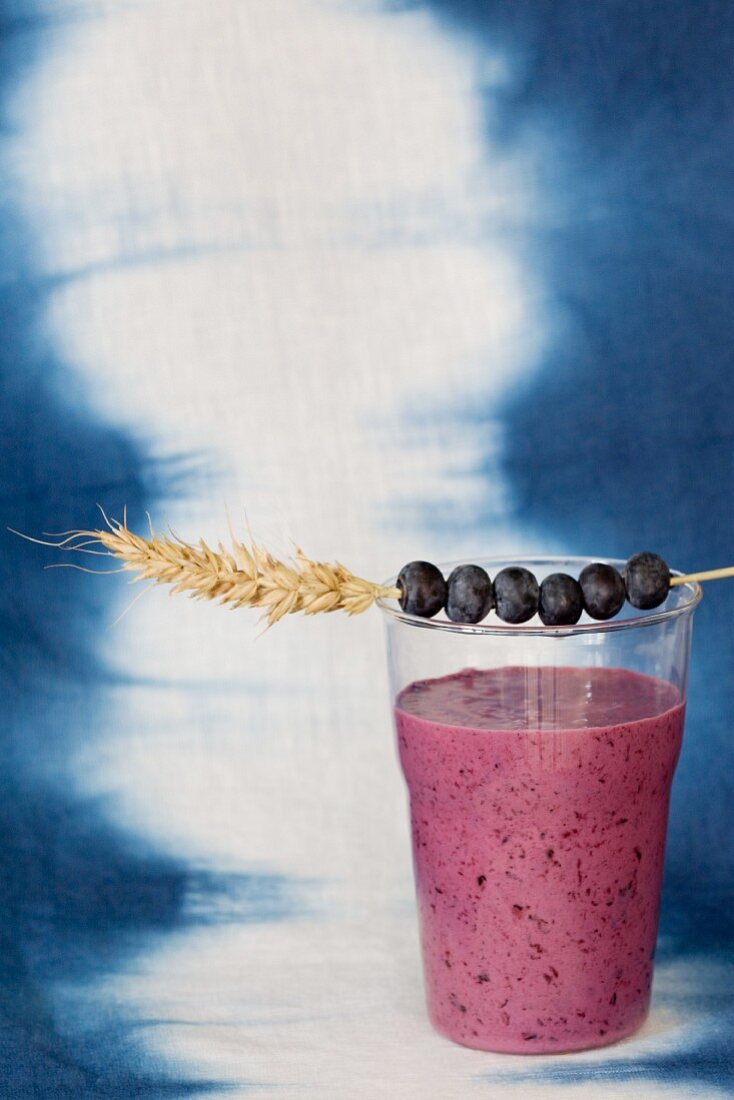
[624,552,670,610]
[445,564,494,623]
[578,562,626,620]
[538,572,583,626]
[397,561,446,618]
[493,567,539,624]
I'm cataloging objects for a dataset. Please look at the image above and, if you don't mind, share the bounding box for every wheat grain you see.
[34,515,401,626]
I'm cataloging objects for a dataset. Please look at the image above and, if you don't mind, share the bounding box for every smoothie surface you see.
[397,665,680,732]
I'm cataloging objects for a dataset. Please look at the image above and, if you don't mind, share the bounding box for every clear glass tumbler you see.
[380,557,700,1054]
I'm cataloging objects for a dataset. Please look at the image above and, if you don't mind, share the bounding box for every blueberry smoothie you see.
[395,665,684,1053]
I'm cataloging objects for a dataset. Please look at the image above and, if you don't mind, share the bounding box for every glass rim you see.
[377,555,702,637]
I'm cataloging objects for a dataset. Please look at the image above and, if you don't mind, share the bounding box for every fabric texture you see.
[1,0,732,1095]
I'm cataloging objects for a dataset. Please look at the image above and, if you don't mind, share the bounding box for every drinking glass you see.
[380,557,701,1053]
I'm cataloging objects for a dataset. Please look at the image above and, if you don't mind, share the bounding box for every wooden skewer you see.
[670,565,734,587]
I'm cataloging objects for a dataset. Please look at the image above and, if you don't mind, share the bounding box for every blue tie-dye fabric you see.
[2,0,733,1096]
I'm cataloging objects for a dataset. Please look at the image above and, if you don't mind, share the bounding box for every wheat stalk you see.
[23,514,401,626]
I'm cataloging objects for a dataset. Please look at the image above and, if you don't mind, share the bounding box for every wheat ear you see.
[21,515,401,626]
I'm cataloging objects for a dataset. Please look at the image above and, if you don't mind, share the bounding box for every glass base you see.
[428,1000,650,1055]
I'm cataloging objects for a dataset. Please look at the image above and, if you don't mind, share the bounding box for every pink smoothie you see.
[395,665,684,1054]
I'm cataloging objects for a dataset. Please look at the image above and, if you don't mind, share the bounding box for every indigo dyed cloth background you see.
[2,0,732,1096]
